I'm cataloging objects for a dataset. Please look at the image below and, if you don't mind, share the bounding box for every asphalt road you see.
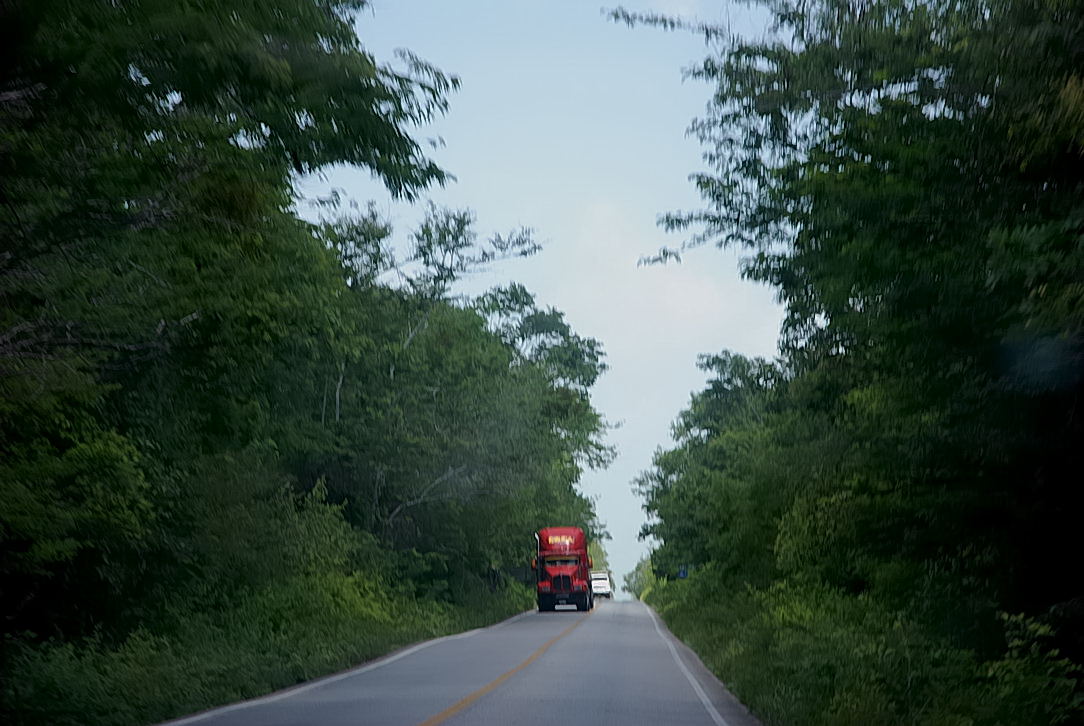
[163,600,762,726]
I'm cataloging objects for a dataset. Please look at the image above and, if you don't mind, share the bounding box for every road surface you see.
[163,600,761,726]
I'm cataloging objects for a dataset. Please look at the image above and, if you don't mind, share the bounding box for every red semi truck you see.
[534,526,593,612]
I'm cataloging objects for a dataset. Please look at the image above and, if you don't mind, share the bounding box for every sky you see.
[302,0,783,594]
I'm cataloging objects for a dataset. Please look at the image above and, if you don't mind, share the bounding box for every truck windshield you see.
[544,556,578,566]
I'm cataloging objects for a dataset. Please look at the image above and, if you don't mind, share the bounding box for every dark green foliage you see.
[628,0,1084,722]
[5,576,533,726]
[648,574,1080,726]
[1,1,606,723]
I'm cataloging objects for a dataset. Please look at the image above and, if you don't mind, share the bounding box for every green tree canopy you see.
[625,0,1084,722]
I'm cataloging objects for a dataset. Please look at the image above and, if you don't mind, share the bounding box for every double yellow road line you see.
[418,609,595,726]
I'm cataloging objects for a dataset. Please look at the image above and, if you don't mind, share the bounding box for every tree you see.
[624,0,1084,721]
[2,3,613,723]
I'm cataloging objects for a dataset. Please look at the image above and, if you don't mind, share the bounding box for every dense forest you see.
[628,0,1084,723]
[0,2,610,724]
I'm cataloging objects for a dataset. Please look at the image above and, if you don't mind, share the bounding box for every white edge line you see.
[158,612,524,726]
[489,608,535,629]
[645,603,729,726]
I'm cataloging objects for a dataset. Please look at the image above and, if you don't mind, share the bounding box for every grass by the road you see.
[6,576,534,726]
[643,574,1080,726]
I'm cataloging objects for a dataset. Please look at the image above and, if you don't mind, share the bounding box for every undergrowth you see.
[4,576,533,726]
[645,572,1082,726]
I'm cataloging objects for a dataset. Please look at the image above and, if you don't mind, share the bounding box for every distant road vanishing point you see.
[161,600,762,726]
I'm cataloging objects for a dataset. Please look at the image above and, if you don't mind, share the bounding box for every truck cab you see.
[535,527,593,611]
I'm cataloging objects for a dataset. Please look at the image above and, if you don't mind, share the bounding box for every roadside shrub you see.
[4,573,532,726]
[647,574,1082,725]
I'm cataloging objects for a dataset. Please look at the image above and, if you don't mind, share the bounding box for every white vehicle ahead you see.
[590,570,613,599]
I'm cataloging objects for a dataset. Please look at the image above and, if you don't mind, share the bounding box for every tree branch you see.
[385,464,469,526]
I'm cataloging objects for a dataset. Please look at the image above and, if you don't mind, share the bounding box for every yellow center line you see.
[417,608,595,726]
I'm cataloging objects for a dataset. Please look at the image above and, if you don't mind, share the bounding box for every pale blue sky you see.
[304,0,782,591]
